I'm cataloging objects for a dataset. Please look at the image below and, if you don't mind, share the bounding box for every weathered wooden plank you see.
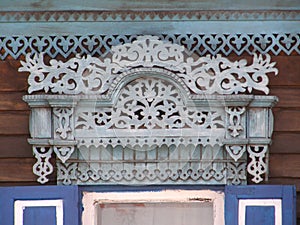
[270,88,300,108]
[0,112,29,135]
[0,158,56,183]
[0,92,29,111]
[1,0,299,11]
[268,178,300,192]
[269,154,300,178]
[270,132,300,154]
[0,60,28,92]
[273,109,300,132]
[269,56,300,86]
[0,135,31,157]
[0,158,36,182]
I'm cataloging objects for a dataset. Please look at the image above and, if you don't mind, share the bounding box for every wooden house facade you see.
[0,1,299,224]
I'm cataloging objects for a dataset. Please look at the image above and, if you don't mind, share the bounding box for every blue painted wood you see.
[225,185,297,225]
[246,206,275,225]
[0,185,79,225]
[23,207,56,225]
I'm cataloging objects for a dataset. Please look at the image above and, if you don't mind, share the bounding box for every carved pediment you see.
[20,36,278,185]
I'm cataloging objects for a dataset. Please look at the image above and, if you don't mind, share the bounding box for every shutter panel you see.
[225,185,296,225]
[0,185,78,225]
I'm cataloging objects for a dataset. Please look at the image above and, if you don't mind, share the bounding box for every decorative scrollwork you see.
[57,162,78,185]
[226,107,246,137]
[53,146,75,163]
[32,146,53,184]
[2,33,300,60]
[74,77,225,147]
[75,164,226,184]
[53,108,73,139]
[225,145,246,162]
[227,162,247,185]
[19,36,278,95]
[247,145,268,183]
[112,36,185,71]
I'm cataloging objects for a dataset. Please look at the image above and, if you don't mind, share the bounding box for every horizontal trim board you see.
[1,1,300,11]
[0,10,300,23]
[1,21,299,36]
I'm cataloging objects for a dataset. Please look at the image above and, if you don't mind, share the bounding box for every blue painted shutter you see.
[225,185,296,225]
[0,185,79,225]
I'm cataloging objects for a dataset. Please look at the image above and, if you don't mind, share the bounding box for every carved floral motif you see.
[19,36,278,95]
[75,78,225,132]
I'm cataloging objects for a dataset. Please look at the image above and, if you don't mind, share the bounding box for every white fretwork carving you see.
[227,162,247,185]
[19,36,278,95]
[53,146,75,163]
[21,36,278,185]
[225,145,246,162]
[57,162,78,185]
[32,146,53,184]
[53,108,73,139]
[3,33,299,61]
[226,107,246,137]
[75,78,225,141]
[247,145,268,183]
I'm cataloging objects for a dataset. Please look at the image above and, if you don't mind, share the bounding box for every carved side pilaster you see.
[53,107,74,140]
[225,106,246,138]
[52,105,76,166]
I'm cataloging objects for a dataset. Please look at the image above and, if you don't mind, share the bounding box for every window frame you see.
[81,189,224,225]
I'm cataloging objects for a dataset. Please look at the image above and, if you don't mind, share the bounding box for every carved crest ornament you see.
[20,36,278,185]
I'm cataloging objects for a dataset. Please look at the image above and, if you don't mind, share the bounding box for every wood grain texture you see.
[0,135,31,157]
[0,111,29,135]
[269,154,300,178]
[0,158,36,182]
[270,132,300,154]
[268,178,300,193]
[269,87,300,108]
[0,92,29,111]
[0,60,28,92]
[273,109,300,132]
[0,158,56,183]
[269,56,300,86]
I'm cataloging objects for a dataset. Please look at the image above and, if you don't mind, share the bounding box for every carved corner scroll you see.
[20,36,278,185]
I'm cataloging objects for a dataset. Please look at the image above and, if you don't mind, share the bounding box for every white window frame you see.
[14,199,64,225]
[82,190,224,225]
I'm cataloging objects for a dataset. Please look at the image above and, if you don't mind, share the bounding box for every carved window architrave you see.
[21,36,278,185]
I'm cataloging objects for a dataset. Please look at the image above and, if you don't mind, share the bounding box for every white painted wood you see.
[14,200,64,225]
[238,199,282,225]
[82,190,224,225]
